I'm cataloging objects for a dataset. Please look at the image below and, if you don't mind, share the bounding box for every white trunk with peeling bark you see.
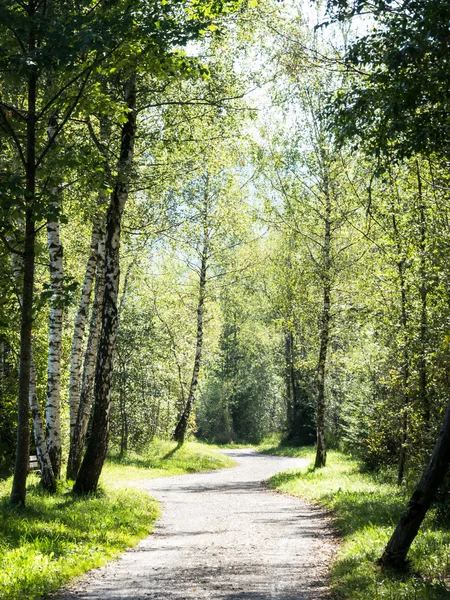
[67,225,106,479]
[45,200,64,477]
[68,222,101,443]
[30,351,56,491]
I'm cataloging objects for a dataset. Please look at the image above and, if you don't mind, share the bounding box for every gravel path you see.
[55,449,337,600]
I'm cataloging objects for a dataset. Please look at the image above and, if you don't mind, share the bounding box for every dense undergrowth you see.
[0,440,234,600]
[262,443,450,599]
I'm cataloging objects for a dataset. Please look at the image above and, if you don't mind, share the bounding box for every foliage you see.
[267,448,450,599]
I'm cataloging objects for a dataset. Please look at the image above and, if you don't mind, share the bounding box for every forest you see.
[1,0,450,598]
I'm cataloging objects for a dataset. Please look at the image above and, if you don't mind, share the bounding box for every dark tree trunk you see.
[380,398,450,568]
[285,330,294,429]
[315,190,331,469]
[73,76,136,495]
[10,42,37,505]
[173,230,208,444]
[393,213,410,485]
[417,166,429,426]
[119,368,128,457]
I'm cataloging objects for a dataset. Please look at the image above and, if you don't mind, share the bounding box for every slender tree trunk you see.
[9,230,56,492]
[393,214,410,485]
[173,233,208,444]
[29,352,56,491]
[119,368,128,457]
[67,224,106,479]
[417,166,429,425]
[73,75,136,494]
[45,189,64,478]
[315,191,331,469]
[380,398,450,568]
[10,35,37,505]
[285,330,294,430]
[68,221,101,444]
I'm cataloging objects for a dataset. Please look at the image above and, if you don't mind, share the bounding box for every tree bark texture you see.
[68,221,101,445]
[67,226,106,479]
[45,193,64,478]
[173,229,208,443]
[314,189,331,469]
[9,230,56,492]
[10,38,37,505]
[73,76,136,494]
[30,352,56,492]
[380,398,450,568]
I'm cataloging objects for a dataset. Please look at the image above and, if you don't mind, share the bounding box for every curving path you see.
[55,449,336,600]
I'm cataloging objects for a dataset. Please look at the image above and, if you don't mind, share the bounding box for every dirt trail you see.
[55,449,336,600]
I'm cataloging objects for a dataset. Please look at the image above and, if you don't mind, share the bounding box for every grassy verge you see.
[102,440,235,483]
[263,445,450,599]
[0,440,234,600]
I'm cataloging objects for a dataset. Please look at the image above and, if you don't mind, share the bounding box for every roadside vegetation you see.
[263,443,450,600]
[0,441,234,600]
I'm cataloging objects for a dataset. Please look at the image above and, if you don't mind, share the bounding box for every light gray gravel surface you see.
[54,449,337,600]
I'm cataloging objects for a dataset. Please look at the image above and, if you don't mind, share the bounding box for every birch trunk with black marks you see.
[67,225,106,479]
[10,24,37,504]
[380,398,450,568]
[30,353,56,491]
[68,221,101,445]
[314,187,331,469]
[173,230,208,444]
[45,182,64,478]
[73,76,136,494]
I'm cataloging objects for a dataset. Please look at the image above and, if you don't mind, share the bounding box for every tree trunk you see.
[73,75,136,495]
[285,330,294,430]
[9,230,55,492]
[68,221,101,445]
[380,398,450,568]
[314,191,331,469]
[67,224,106,479]
[45,191,64,478]
[173,230,208,444]
[417,165,429,425]
[30,352,56,492]
[393,213,410,485]
[10,46,37,506]
[119,367,128,457]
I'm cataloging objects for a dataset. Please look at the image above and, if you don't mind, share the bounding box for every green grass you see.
[265,446,450,599]
[102,440,236,483]
[0,440,234,600]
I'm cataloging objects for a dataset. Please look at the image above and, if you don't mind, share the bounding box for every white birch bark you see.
[30,352,56,491]
[67,224,106,479]
[45,197,64,477]
[68,221,101,443]
[74,75,136,494]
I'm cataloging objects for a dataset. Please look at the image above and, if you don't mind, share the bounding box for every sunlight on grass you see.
[0,476,159,600]
[267,448,450,599]
[102,440,236,484]
[0,439,234,600]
